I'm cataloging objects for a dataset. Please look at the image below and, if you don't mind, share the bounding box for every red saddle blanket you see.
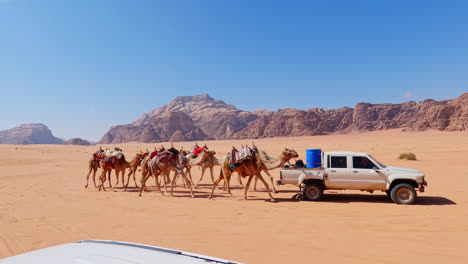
[93,152,104,160]
[156,151,173,162]
[102,156,117,166]
[150,151,158,159]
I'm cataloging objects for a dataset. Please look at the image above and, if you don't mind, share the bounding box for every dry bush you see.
[399,152,417,160]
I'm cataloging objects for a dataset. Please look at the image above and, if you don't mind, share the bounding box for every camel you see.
[85,148,105,188]
[139,148,211,197]
[123,151,149,191]
[208,152,276,202]
[193,155,225,188]
[98,153,131,191]
[252,148,299,193]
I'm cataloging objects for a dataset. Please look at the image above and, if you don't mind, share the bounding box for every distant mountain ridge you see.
[0,123,64,145]
[65,138,92,146]
[99,92,468,144]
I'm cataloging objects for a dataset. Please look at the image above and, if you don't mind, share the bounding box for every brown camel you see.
[252,148,299,193]
[98,153,131,191]
[123,151,149,191]
[139,148,211,197]
[85,148,105,188]
[208,152,276,202]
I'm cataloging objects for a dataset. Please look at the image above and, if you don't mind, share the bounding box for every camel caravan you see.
[85,142,298,201]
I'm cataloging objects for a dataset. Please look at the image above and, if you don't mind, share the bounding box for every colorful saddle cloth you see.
[156,151,174,162]
[227,155,241,171]
[93,151,105,160]
[102,156,117,166]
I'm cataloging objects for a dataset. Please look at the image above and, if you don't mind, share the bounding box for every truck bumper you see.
[419,180,428,192]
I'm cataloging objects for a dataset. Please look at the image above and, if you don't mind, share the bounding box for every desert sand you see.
[0,130,467,263]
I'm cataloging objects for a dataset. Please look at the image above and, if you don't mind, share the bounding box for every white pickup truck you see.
[277,151,427,204]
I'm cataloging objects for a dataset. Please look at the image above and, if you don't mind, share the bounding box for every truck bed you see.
[279,166,325,185]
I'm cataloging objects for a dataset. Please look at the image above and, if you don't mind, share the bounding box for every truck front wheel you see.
[303,182,324,201]
[390,183,417,204]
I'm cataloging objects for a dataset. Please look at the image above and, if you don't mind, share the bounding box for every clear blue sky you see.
[1,0,467,141]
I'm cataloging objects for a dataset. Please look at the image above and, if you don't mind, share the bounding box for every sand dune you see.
[0,130,467,263]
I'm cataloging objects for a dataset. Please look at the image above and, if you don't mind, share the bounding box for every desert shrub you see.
[398,152,416,160]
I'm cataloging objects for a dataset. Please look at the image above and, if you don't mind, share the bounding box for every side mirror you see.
[373,167,381,172]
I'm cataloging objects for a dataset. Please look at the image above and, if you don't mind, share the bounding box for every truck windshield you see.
[368,155,386,168]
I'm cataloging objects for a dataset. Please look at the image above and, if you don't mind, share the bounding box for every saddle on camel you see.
[102,148,124,168]
[190,143,215,158]
[229,144,258,171]
[92,147,105,168]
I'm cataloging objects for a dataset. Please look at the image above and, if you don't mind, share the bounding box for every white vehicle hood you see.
[0,240,242,264]
[385,166,423,175]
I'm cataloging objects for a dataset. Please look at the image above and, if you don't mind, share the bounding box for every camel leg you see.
[85,166,93,188]
[209,170,225,199]
[263,170,278,193]
[125,169,132,188]
[92,168,98,188]
[183,172,195,198]
[170,171,194,197]
[138,172,151,196]
[112,171,120,190]
[186,168,194,187]
[210,166,214,184]
[223,170,234,197]
[132,168,139,188]
[154,174,166,196]
[162,171,169,195]
[243,175,255,200]
[108,170,112,188]
[237,173,244,187]
[170,173,177,196]
[99,169,107,191]
[255,173,276,202]
[195,166,207,188]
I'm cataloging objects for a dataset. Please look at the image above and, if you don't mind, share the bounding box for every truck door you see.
[351,156,386,190]
[324,155,352,188]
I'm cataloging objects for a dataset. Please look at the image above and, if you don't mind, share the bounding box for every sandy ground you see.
[0,130,467,263]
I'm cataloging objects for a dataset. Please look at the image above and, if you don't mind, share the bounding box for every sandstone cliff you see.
[99,92,468,143]
[0,124,64,145]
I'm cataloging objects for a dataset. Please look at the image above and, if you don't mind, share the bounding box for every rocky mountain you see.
[65,138,92,146]
[99,93,468,143]
[0,123,64,145]
[100,94,254,143]
[100,111,208,144]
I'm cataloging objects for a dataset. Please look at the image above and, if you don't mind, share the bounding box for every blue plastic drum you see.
[306,149,322,168]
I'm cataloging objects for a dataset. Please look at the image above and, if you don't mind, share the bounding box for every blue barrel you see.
[306,149,322,168]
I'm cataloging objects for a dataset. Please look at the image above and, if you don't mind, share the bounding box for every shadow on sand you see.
[274,193,456,205]
[98,186,456,205]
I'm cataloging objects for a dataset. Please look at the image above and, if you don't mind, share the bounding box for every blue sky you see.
[1,0,467,141]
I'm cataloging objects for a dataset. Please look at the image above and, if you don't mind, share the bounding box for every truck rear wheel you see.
[303,182,323,201]
[390,183,416,204]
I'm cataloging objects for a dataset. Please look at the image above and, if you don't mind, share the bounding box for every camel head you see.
[283,148,299,160]
[136,151,148,159]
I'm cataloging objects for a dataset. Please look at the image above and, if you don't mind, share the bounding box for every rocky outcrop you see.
[100,94,254,143]
[0,124,64,145]
[99,92,468,143]
[65,138,92,146]
[405,93,468,131]
[133,94,257,139]
[99,112,207,144]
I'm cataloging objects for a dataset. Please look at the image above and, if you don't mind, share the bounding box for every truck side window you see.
[330,156,347,168]
[353,157,376,169]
